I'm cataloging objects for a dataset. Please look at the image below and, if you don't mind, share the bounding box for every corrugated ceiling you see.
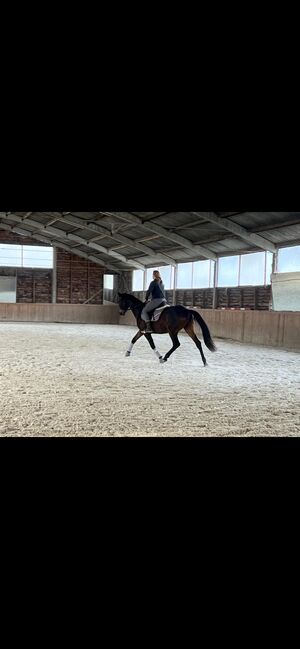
[0,211,299,273]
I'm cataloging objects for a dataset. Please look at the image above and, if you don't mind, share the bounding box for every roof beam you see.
[191,217,300,247]
[0,220,120,272]
[101,212,217,261]
[58,213,177,266]
[190,212,276,253]
[2,213,144,271]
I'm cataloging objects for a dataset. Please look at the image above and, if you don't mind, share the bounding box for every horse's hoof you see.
[125,352,131,357]
[160,357,166,364]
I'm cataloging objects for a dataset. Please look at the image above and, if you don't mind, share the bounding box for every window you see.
[146,266,174,290]
[177,263,193,289]
[0,276,16,303]
[218,256,239,287]
[146,268,156,287]
[158,266,173,290]
[104,274,114,290]
[0,244,53,269]
[133,251,277,293]
[278,245,300,273]
[193,260,211,288]
[240,252,265,286]
[218,252,272,287]
[133,270,144,291]
[0,245,22,266]
[22,246,53,269]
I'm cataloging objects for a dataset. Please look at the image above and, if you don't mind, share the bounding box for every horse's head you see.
[118,293,131,316]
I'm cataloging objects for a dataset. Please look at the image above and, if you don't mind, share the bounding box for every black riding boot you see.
[144,322,153,333]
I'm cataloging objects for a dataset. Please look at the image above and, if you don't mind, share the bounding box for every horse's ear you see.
[118,292,123,297]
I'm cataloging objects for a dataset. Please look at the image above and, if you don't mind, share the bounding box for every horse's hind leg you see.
[161,334,180,363]
[184,322,207,366]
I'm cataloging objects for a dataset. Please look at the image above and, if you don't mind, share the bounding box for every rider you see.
[141,270,167,333]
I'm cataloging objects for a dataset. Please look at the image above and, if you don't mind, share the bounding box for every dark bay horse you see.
[118,293,216,365]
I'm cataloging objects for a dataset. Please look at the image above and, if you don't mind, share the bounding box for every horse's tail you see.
[191,310,217,352]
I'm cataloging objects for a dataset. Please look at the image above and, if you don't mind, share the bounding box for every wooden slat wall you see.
[131,286,272,310]
[17,269,52,303]
[56,251,104,304]
[0,267,52,303]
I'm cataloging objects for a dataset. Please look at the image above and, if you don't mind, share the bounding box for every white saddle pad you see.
[151,304,170,322]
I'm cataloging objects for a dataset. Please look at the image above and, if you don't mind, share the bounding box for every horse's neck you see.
[130,301,143,319]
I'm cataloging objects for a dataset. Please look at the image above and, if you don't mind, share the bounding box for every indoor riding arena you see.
[0,211,299,437]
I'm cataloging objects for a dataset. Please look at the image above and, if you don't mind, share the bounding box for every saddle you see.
[149,303,170,322]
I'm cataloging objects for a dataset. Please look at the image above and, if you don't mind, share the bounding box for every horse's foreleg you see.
[145,334,163,361]
[125,330,143,356]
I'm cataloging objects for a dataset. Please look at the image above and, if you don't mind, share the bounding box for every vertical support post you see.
[143,269,147,301]
[264,252,267,286]
[212,259,218,309]
[52,247,57,304]
[191,262,194,306]
[70,257,73,303]
[173,264,178,306]
[271,249,278,311]
[272,250,278,274]
[15,270,18,304]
